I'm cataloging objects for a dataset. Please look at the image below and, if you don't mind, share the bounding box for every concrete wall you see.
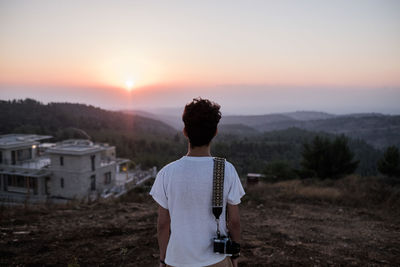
[101,146,116,160]
[1,146,118,202]
[49,151,104,173]
[49,159,116,200]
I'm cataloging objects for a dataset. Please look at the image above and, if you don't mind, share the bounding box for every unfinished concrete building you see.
[0,134,128,204]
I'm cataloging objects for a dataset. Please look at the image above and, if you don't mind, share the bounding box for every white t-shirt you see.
[150,156,245,267]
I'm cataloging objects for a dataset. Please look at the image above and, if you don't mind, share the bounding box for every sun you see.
[125,80,135,91]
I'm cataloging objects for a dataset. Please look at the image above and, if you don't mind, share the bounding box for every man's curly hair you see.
[182,98,222,147]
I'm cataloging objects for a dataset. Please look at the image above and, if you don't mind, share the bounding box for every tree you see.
[263,160,298,181]
[378,146,400,178]
[301,135,359,179]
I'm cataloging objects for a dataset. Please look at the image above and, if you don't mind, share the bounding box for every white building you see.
[0,134,129,204]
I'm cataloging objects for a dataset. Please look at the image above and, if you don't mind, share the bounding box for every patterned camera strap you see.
[212,157,225,222]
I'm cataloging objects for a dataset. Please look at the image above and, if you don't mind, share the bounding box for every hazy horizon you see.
[1,93,399,116]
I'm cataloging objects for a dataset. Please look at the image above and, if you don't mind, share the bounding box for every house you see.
[0,134,52,203]
[0,134,129,204]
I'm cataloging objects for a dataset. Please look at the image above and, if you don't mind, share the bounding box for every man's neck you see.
[186,144,211,157]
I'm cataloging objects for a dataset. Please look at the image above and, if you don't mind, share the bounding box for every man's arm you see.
[157,205,170,266]
[227,204,241,267]
[227,203,241,242]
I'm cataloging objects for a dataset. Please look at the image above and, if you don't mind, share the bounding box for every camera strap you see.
[212,157,225,238]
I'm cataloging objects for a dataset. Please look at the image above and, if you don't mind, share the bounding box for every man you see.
[150,98,245,267]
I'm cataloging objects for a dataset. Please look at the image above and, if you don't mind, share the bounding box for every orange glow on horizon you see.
[124,80,135,91]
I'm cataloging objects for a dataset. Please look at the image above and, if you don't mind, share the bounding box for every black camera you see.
[213,236,240,256]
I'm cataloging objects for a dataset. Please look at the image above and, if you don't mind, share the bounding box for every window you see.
[90,175,96,191]
[0,150,3,163]
[11,151,16,165]
[6,175,35,189]
[16,149,32,161]
[60,178,64,188]
[60,156,64,166]
[45,177,50,195]
[104,172,112,185]
[8,175,25,187]
[91,155,96,171]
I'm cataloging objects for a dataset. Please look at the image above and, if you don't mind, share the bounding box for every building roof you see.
[0,134,52,149]
[46,139,109,155]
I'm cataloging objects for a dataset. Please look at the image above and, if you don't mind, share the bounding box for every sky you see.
[0,0,399,115]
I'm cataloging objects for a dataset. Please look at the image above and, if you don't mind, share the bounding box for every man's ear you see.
[183,127,188,138]
[214,128,218,137]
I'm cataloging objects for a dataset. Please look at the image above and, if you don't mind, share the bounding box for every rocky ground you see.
[1,177,400,266]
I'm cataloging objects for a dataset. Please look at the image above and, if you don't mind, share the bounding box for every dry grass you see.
[245,175,400,214]
[272,179,342,201]
[296,186,342,200]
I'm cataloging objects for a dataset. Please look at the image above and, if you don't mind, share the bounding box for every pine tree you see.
[378,146,400,178]
[301,135,359,179]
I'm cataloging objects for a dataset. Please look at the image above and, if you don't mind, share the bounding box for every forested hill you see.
[122,108,400,149]
[220,113,400,149]
[0,99,177,140]
[0,99,387,176]
[0,99,185,168]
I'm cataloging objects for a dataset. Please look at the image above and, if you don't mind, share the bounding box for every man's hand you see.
[231,258,238,267]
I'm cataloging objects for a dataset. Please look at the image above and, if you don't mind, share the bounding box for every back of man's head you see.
[182,98,221,147]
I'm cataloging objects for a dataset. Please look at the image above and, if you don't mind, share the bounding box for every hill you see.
[0,99,177,139]
[254,115,400,149]
[121,109,183,130]
[220,113,400,149]
[0,99,182,168]
[213,127,381,176]
[218,124,260,136]
[284,111,336,121]
[220,114,296,127]
[122,109,400,149]
[0,99,388,175]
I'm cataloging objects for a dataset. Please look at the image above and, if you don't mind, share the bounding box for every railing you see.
[6,186,35,194]
[100,159,115,167]
[0,158,50,169]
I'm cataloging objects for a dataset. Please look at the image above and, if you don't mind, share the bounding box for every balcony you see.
[0,157,50,169]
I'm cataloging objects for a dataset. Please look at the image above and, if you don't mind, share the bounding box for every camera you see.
[213,236,240,256]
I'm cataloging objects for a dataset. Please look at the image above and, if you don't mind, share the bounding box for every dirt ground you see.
[1,179,400,266]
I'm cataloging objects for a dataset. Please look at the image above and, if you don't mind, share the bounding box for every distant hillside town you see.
[0,134,156,205]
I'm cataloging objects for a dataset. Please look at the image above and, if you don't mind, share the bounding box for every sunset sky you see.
[0,0,399,114]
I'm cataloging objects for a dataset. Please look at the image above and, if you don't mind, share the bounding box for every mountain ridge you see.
[120,109,400,149]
